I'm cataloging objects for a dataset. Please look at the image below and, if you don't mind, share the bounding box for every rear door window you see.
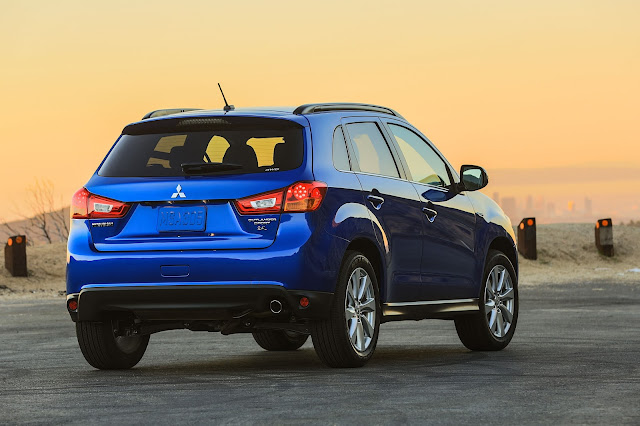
[344,122,399,178]
[99,118,303,177]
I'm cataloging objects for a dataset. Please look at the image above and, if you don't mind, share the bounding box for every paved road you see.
[1,281,639,425]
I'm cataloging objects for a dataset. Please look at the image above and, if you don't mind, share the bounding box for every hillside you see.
[519,223,640,284]
[0,224,638,299]
[0,207,70,245]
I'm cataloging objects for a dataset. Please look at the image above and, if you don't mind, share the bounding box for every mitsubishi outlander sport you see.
[66,103,519,369]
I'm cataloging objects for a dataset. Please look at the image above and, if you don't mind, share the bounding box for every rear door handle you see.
[422,206,438,223]
[367,194,385,210]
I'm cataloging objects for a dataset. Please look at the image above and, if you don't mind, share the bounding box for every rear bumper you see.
[67,285,333,322]
[66,214,348,295]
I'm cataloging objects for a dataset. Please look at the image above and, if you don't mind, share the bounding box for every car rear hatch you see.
[82,115,310,252]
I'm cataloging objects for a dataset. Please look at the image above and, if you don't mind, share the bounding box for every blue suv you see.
[66,103,519,369]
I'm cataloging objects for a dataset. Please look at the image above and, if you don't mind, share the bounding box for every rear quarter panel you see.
[306,114,387,291]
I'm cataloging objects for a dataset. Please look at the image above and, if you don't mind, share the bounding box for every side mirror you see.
[459,165,488,191]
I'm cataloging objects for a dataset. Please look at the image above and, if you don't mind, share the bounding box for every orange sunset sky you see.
[0,1,639,223]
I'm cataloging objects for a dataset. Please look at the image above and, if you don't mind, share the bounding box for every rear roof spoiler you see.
[142,108,202,120]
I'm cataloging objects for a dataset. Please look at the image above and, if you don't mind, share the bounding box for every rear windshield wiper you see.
[181,162,243,175]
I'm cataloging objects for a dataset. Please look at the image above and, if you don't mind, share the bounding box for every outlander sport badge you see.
[171,185,186,199]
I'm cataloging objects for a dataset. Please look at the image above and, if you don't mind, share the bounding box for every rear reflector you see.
[67,299,78,312]
[234,181,327,215]
[71,188,131,219]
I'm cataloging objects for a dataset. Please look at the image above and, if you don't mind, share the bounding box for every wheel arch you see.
[487,236,518,279]
[345,237,385,301]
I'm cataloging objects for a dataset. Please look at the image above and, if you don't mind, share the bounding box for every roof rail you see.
[141,108,202,120]
[293,103,403,118]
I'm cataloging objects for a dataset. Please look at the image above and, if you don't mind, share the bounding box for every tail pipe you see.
[269,299,283,314]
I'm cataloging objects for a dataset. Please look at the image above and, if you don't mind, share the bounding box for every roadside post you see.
[517,217,537,260]
[595,218,614,257]
[5,235,28,277]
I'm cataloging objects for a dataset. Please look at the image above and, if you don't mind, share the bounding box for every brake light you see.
[71,188,131,219]
[235,189,284,215]
[284,181,327,212]
[234,181,327,215]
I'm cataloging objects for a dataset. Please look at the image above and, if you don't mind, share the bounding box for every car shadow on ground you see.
[77,345,491,378]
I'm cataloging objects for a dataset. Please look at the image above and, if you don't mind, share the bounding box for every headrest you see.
[223,144,258,169]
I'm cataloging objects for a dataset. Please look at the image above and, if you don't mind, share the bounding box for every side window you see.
[345,122,399,178]
[388,124,451,188]
[332,126,351,171]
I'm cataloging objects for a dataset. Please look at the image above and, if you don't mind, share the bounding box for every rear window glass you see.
[99,118,304,177]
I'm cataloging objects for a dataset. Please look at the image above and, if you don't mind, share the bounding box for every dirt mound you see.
[519,223,640,284]
[0,242,66,298]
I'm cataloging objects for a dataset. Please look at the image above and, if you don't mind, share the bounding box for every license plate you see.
[157,206,206,232]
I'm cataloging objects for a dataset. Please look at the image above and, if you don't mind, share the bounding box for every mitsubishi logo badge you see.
[171,185,186,199]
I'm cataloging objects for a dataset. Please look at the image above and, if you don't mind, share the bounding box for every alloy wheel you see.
[484,265,515,338]
[344,267,377,353]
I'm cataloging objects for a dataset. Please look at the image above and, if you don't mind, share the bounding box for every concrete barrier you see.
[517,217,537,260]
[5,235,28,277]
[595,218,614,257]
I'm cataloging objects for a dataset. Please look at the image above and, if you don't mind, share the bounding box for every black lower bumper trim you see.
[73,285,333,322]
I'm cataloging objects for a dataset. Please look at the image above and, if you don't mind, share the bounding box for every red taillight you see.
[71,188,131,219]
[234,181,327,215]
[284,182,327,212]
[234,188,285,215]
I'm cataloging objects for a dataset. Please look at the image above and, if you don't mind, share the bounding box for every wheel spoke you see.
[361,315,375,338]
[488,309,497,330]
[486,284,496,299]
[348,318,358,339]
[500,287,514,301]
[500,305,513,323]
[496,311,505,336]
[356,322,365,351]
[491,268,499,290]
[349,270,360,301]
[485,299,495,313]
[358,275,369,301]
[497,268,506,292]
[360,297,376,313]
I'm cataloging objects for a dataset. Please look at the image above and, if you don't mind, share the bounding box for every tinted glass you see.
[388,124,451,187]
[332,126,351,171]
[346,122,399,178]
[99,118,303,177]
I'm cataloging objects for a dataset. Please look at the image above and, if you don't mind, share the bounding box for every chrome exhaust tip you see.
[269,299,283,314]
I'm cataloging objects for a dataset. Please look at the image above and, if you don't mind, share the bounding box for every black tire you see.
[252,330,309,351]
[76,321,150,370]
[310,251,381,368]
[455,249,519,351]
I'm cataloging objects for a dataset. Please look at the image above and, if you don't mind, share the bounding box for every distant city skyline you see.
[490,191,636,225]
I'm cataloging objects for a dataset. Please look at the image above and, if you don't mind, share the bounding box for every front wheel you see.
[311,251,381,368]
[76,321,149,370]
[455,250,519,351]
